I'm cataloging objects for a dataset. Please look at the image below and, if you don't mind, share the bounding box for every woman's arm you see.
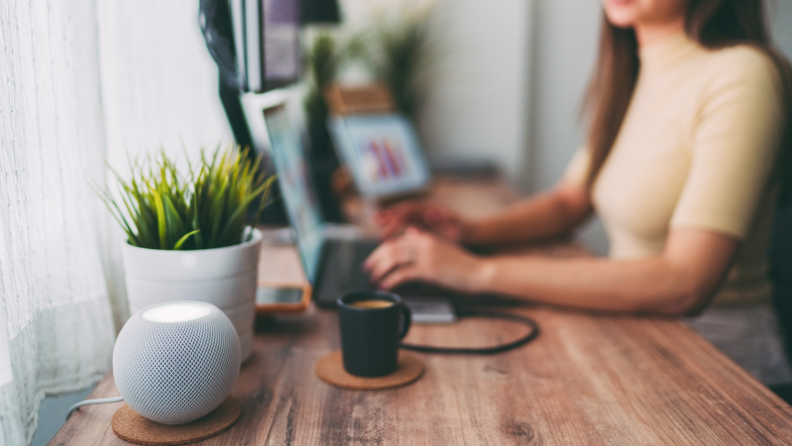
[364,227,738,316]
[377,180,593,246]
[465,180,593,245]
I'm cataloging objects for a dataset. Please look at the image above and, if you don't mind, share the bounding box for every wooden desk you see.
[52,179,792,445]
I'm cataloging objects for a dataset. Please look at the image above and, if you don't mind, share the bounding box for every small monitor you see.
[328,114,432,199]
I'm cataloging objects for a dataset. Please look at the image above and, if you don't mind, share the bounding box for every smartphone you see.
[255,282,311,314]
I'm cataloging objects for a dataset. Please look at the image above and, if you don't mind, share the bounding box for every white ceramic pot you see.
[121,229,262,362]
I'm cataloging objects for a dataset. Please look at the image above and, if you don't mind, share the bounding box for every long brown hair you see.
[584,0,792,203]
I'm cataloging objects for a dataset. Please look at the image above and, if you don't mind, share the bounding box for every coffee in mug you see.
[337,290,412,377]
[349,299,394,309]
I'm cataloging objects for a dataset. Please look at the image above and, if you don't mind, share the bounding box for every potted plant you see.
[361,12,434,121]
[97,146,274,361]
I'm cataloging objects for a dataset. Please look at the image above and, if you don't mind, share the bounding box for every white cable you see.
[66,396,124,420]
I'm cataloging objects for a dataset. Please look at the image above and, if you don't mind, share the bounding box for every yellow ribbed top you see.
[565,31,785,305]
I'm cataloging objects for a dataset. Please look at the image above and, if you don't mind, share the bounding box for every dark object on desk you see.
[111,397,241,446]
[338,291,412,377]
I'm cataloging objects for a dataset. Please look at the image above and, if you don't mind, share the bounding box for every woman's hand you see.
[375,202,472,241]
[363,227,489,292]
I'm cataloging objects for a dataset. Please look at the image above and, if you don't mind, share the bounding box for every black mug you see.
[337,290,412,377]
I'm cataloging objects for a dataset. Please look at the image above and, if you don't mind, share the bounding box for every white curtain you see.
[1,0,232,443]
[0,0,116,444]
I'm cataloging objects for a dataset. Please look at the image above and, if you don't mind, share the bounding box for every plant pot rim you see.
[123,228,263,254]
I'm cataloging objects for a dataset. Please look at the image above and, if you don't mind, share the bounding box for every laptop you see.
[327,114,431,201]
[261,100,455,323]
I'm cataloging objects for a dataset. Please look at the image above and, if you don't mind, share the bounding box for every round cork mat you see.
[111,396,241,446]
[315,350,424,390]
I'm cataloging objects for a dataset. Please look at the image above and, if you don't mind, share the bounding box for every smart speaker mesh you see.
[113,303,241,425]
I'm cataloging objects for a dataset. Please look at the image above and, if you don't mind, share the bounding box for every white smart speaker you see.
[113,301,241,425]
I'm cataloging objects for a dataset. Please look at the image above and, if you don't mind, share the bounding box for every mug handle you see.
[397,303,412,340]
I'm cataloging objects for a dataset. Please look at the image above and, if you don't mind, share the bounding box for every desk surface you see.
[52,178,792,445]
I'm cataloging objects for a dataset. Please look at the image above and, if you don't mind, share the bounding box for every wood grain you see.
[50,179,792,445]
[51,304,792,445]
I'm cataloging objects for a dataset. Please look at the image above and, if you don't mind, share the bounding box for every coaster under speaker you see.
[111,396,241,446]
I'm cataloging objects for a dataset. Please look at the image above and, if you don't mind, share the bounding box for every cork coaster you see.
[111,396,241,445]
[315,350,424,390]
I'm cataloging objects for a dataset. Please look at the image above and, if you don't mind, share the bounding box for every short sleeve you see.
[670,48,785,239]
[562,145,591,187]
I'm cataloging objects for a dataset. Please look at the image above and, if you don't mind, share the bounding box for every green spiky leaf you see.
[96,145,273,250]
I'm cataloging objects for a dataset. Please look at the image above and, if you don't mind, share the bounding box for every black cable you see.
[399,307,540,355]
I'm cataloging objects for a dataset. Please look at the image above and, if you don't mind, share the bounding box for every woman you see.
[364,0,792,385]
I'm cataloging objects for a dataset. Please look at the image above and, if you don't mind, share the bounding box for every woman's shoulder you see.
[701,44,782,88]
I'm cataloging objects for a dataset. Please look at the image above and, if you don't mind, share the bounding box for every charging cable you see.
[66,396,124,420]
[400,306,540,354]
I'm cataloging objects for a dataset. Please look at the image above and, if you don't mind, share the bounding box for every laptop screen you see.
[328,114,431,198]
[263,105,324,283]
